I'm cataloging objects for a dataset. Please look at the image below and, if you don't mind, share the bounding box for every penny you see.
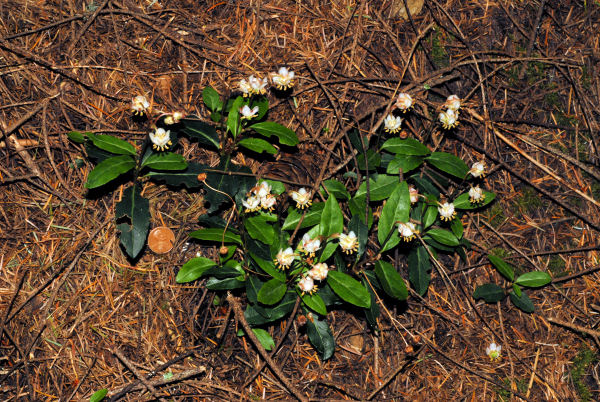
[148,226,175,254]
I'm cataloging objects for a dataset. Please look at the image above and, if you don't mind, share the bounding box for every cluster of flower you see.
[239,67,295,97]
[468,161,486,204]
[383,92,413,133]
[131,95,184,151]
[439,94,461,129]
[242,181,277,212]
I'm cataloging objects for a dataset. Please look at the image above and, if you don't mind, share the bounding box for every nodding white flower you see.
[271,67,295,90]
[164,111,184,125]
[242,195,261,212]
[255,181,272,198]
[131,95,150,115]
[384,114,403,133]
[395,92,413,111]
[290,187,312,209]
[308,262,329,281]
[260,194,276,211]
[439,109,459,129]
[469,161,487,178]
[486,342,502,361]
[469,185,485,204]
[339,231,358,254]
[298,275,316,294]
[149,127,171,151]
[444,94,461,111]
[239,78,252,96]
[248,75,268,95]
[240,105,259,120]
[438,201,456,221]
[275,247,296,269]
[409,185,419,204]
[300,233,321,256]
[398,221,418,241]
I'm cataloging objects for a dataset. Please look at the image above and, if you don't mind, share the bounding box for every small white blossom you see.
[275,247,295,268]
[260,194,277,211]
[395,92,413,111]
[298,275,316,294]
[339,231,358,254]
[290,188,312,209]
[255,181,272,198]
[444,94,461,111]
[149,127,171,151]
[409,186,419,204]
[164,111,184,125]
[439,109,459,129]
[397,222,418,241]
[469,185,485,204]
[242,195,261,212]
[239,79,252,96]
[131,95,150,115]
[271,67,295,90]
[469,161,487,178]
[248,75,268,95]
[384,114,403,133]
[438,202,456,221]
[308,263,329,281]
[486,342,502,361]
[300,233,321,256]
[240,105,259,120]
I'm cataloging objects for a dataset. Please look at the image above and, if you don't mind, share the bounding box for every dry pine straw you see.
[0,0,600,400]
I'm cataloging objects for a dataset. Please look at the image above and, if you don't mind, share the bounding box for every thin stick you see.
[112,348,167,402]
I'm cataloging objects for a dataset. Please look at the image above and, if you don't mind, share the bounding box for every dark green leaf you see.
[189,228,242,245]
[348,196,374,228]
[426,228,459,246]
[176,257,217,283]
[489,255,515,281]
[302,293,327,315]
[375,261,408,300]
[253,97,269,120]
[90,134,136,156]
[386,155,424,174]
[320,194,343,237]
[378,182,410,247]
[227,96,244,138]
[85,155,135,188]
[202,86,222,112]
[249,252,286,281]
[347,129,366,153]
[252,328,275,351]
[357,149,381,171]
[238,137,277,154]
[509,290,535,313]
[245,292,296,325]
[181,116,220,149]
[146,162,205,189]
[203,156,255,213]
[422,205,438,229]
[249,121,299,146]
[354,174,398,201]
[453,191,496,209]
[90,389,108,402]
[202,260,244,279]
[306,313,335,360]
[205,277,245,290]
[322,179,350,201]
[115,185,150,259]
[408,246,431,296]
[515,271,551,287]
[362,277,380,329]
[348,214,368,257]
[450,218,464,239]
[473,283,505,302]
[67,131,86,143]
[282,203,324,230]
[381,138,430,155]
[142,152,187,170]
[426,152,469,178]
[327,271,371,308]
[246,276,264,304]
[258,279,287,305]
[245,215,276,245]
[512,283,522,297]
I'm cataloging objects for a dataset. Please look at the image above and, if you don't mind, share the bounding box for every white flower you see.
[486,342,502,361]
[275,247,295,268]
[300,233,321,256]
[438,202,456,221]
[248,75,268,95]
[260,194,276,211]
[131,95,150,115]
[384,114,403,133]
[308,262,329,281]
[339,231,358,254]
[290,188,312,209]
[242,195,261,212]
[469,161,487,178]
[297,275,316,294]
[439,109,459,129]
[255,181,272,198]
[239,78,252,96]
[149,127,171,151]
[397,222,418,241]
[271,67,295,90]
[469,185,485,204]
[395,92,413,111]
[164,111,184,125]
[409,185,419,204]
[444,94,461,111]
[240,105,259,120]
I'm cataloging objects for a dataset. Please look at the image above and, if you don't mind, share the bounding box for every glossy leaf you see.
[142,152,187,170]
[205,277,245,290]
[473,283,505,302]
[426,228,460,246]
[249,252,286,281]
[488,255,515,281]
[302,293,327,316]
[515,271,551,287]
[257,278,287,305]
[386,155,424,174]
[319,194,343,237]
[378,182,410,246]
[238,137,277,154]
[90,134,136,156]
[357,149,381,171]
[189,228,242,245]
[202,86,222,112]
[306,313,335,361]
[422,205,438,229]
[348,214,368,257]
[67,130,86,143]
[245,215,276,245]
[181,117,220,149]
[509,290,535,313]
[249,121,299,146]
[252,328,275,351]
[408,246,431,296]
[115,185,150,259]
[322,179,350,201]
[381,138,430,155]
[246,276,264,304]
[85,155,135,188]
[146,162,205,189]
[245,292,296,325]
[362,277,380,329]
[282,202,324,230]
[90,389,108,402]
[327,271,371,308]
[176,257,217,283]
[354,174,398,201]
[227,96,244,138]
[426,152,469,178]
[375,261,408,300]
[203,157,255,213]
[450,218,464,239]
[453,191,496,209]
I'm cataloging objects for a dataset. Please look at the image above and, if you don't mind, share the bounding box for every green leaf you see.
[515,271,552,287]
[348,214,368,257]
[320,194,343,237]
[249,252,285,281]
[204,156,255,213]
[513,283,522,297]
[348,196,373,228]
[142,152,187,170]
[422,205,438,229]
[453,191,496,209]
[362,277,380,329]
[203,260,244,279]
[378,182,410,246]
[282,203,324,230]
[509,290,535,313]
[205,277,245,290]
[181,116,220,149]
[386,155,424,174]
[450,218,464,239]
[426,152,469,178]
[245,292,296,325]
[115,185,150,259]
[253,97,269,120]
[249,121,299,146]
[488,255,515,281]
[203,86,222,112]
[354,174,398,201]
[381,138,430,155]
[246,276,264,304]
[67,130,86,143]
[258,279,287,305]
[252,328,275,351]
[227,96,244,138]
[189,228,242,245]
[322,179,350,201]
[473,283,505,302]
[176,257,217,283]
[302,293,327,315]
[146,162,205,189]
[357,149,381,171]
[90,134,136,156]
[245,215,276,245]
[426,228,459,246]
[318,241,338,262]
[375,261,408,300]
[408,246,431,296]
[327,271,371,308]
[263,179,286,195]
[238,137,277,154]
[85,155,135,189]
[306,313,335,361]
[90,389,108,402]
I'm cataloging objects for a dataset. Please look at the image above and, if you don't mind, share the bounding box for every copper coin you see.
[148,226,175,254]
